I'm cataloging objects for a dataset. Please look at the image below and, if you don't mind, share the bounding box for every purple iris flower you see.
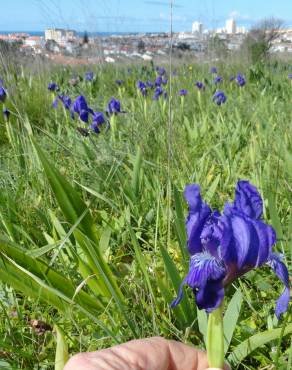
[210,67,218,74]
[213,90,227,105]
[288,74,292,80]
[213,76,223,84]
[72,95,94,123]
[179,89,188,96]
[91,112,105,134]
[137,80,146,90]
[53,95,72,110]
[115,79,124,86]
[3,108,10,120]
[157,67,166,76]
[146,81,154,88]
[0,87,6,102]
[48,82,59,91]
[153,86,164,100]
[171,181,290,318]
[107,97,121,115]
[195,81,204,89]
[230,75,235,81]
[85,71,94,81]
[237,73,246,87]
[155,76,163,87]
[162,78,168,85]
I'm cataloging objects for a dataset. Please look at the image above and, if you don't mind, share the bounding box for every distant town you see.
[0,18,291,64]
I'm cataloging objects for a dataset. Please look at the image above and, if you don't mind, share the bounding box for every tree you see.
[207,35,228,59]
[243,17,284,63]
[83,31,89,45]
[137,40,145,53]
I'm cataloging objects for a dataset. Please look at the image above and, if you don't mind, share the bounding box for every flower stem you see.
[207,304,224,368]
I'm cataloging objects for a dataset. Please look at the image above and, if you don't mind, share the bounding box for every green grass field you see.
[0,61,291,369]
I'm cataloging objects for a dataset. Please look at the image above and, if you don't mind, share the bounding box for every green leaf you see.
[228,324,292,366]
[131,147,142,198]
[197,307,208,346]
[173,185,188,263]
[223,288,243,354]
[267,192,283,240]
[54,325,69,370]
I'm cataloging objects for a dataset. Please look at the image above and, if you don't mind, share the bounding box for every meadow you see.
[0,59,291,369]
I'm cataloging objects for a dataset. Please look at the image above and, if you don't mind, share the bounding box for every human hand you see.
[64,336,230,370]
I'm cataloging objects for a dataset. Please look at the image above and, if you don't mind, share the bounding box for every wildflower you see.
[115,79,124,86]
[91,112,105,134]
[210,67,218,74]
[107,97,121,115]
[162,78,168,85]
[157,67,166,76]
[72,95,93,123]
[48,82,59,91]
[155,76,163,87]
[3,108,10,120]
[230,75,235,81]
[85,71,94,81]
[179,89,188,96]
[288,74,292,80]
[0,87,6,102]
[213,76,223,84]
[153,86,163,100]
[146,81,154,88]
[53,95,71,110]
[172,69,177,76]
[195,81,204,89]
[213,90,227,105]
[137,80,146,90]
[171,181,290,318]
[237,73,246,87]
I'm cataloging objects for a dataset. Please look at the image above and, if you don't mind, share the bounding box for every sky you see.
[0,0,292,33]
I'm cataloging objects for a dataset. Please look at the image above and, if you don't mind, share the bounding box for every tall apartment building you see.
[192,21,203,34]
[225,19,236,34]
[45,29,76,45]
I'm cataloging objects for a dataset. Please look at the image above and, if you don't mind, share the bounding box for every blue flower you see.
[179,89,188,96]
[155,76,163,87]
[195,81,204,89]
[107,97,121,114]
[146,81,154,88]
[171,181,290,318]
[288,74,292,80]
[157,67,166,76]
[213,90,227,105]
[230,75,235,81]
[85,71,94,81]
[48,82,59,91]
[210,67,218,74]
[53,95,72,110]
[237,73,246,87]
[213,76,223,84]
[115,79,124,86]
[72,95,94,123]
[153,86,164,100]
[137,80,146,90]
[90,112,105,134]
[0,87,6,102]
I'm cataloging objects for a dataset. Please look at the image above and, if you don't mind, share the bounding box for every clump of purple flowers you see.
[107,97,121,115]
[179,89,188,96]
[91,112,105,133]
[213,90,227,105]
[229,75,235,81]
[53,95,72,110]
[48,82,59,92]
[0,86,6,102]
[237,73,246,87]
[72,95,94,123]
[213,76,223,84]
[115,79,124,86]
[85,71,94,82]
[137,81,147,96]
[195,81,204,90]
[210,67,218,74]
[171,181,290,318]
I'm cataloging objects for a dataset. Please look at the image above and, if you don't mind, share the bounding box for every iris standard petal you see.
[184,185,211,254]
[171,252,226,309]
[233,180,263,219]
[267,253,290,318]
[220,209,276,275]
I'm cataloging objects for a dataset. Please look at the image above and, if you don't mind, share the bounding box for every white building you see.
[192,21,203,34]
[226,19,236,34]
[45,29,76,45]
[236,26,246,34]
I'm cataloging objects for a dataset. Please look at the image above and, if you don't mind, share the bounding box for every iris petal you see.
[184,185,211,254]
[267,253,290,318]
[233,180,263,219]
[171,252,226,311]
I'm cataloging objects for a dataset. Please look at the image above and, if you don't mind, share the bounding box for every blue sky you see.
[1,0,292,32]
